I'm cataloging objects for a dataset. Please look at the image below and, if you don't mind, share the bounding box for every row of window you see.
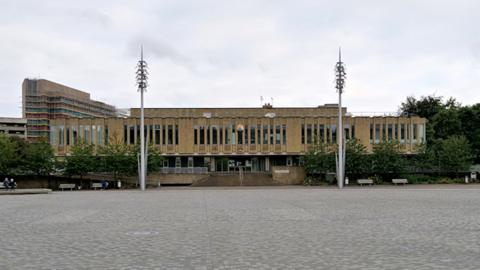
[369,123,425,143]
[193,124,287,145]
[301,124,355,144]
[123,125,179,145]
[51,125,109,146]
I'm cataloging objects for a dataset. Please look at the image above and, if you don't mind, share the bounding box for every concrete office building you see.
[0,117,27,139]
[49,105,427,173]
[22,78,116,141]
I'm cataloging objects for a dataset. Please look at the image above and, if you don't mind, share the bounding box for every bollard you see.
[345,177,349,185]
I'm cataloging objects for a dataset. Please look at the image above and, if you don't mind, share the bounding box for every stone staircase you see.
[192,172,281,186]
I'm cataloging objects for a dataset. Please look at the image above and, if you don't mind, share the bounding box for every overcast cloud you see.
[0,0,479,117]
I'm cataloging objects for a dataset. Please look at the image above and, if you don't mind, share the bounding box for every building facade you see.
[22,79,116,141]
[0,117,27,139]
[49,106,427,173]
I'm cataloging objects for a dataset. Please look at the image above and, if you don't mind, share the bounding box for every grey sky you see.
[0,0,479,117]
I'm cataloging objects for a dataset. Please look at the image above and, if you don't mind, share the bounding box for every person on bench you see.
[9,178,16,191]
[3,178,10,190]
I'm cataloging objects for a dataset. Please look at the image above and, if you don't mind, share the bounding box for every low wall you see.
[271,166,305,185]
[147,174,209,185]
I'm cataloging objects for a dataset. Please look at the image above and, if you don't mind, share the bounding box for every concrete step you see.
[192,173,280,186]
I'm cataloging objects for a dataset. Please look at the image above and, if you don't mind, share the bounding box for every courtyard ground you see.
[1,186,480,269]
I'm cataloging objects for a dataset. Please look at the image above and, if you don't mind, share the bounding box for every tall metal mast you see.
[136,46,148,191]
[335,47,346,189]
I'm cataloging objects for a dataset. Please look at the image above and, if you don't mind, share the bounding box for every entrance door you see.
[252,158,259,172]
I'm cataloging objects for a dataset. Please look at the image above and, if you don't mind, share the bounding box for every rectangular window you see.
[257,125,261,145]
[351,125,355,139]
[50,126,57,144]
[72,127,77,145]
[206,125,210,145]
[84,126,90,144]
[320,124,325,143]
[394,124,398,140]
[237,126,243,145]
[250,126,256,144]
[105,125,109,145]
[301,124,305,144]
[155,125,161,145]
[413,124,418,141]
[66,128,70,145]
[400,124,405,143]
[282,124,286,145]
[313,124,318,143]
[269,125,274,144]
[263,125,268,144]
[388,124,393,140]
[194,126,198,145]
[406,123,410,140]
[175,125,179,145]
[79,125,84,140]
[149,125,153,144]
[419,124,425,142]
[219,127,223,144]
[276,125,281,144]
[245,125,249,145]
[212,126,218,144]
[375,124,380,142]
[231,126,236,144]
[199,126,205,144]
[331,124,337,144]
[326,125,331,143]
[97,126,102,145]
[306,124,312,144]
[129,125,135,144]
[344,124,350,140]
[168,125,173,144]
[162,126,166,145]
[225,125,230,144]
[59,125,64,146]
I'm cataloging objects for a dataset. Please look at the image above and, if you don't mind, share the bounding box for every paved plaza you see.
[1,186,480,269]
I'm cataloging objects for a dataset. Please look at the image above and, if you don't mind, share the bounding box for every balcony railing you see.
[159,167,208,174]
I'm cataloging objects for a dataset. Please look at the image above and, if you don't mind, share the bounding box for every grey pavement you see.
[1,186,480,269]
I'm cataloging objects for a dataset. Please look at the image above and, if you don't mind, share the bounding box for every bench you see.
[91,183,102,190]
[392,179,408,185]
[59,183,76,191]
[357,179,374,186]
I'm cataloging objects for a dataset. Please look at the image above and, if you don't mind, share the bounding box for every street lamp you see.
[335,48,346,189]
[136,46,148,191]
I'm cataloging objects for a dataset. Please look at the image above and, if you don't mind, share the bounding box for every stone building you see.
[0,117,27,139]
[22,78,116,141]
[49,105,426,173]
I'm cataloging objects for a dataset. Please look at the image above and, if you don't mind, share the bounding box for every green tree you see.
[437,135,472,174]
[302,142,335,183]
[371,140,405,179]
[146,143,164,174]
[65,140,95,179]
[345,139,370,176]
[131,142,165,175]
[0,134,16,174]
[413,142,436,171]
[98,135,133,181]
[458,104,480,163]
[23,141,55,175]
